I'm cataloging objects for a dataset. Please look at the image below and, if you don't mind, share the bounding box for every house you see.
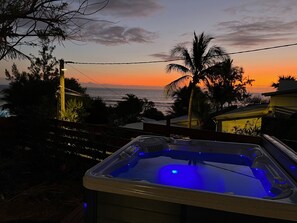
[213,104,270,134]
[262,80,297,118]
[213,79,297,134]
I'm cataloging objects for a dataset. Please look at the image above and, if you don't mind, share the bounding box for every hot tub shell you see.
[83,135,297,223]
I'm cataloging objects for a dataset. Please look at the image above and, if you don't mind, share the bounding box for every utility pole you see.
[59,59,65,118]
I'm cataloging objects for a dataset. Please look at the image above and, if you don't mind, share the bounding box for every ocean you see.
[1,84,267,116]
[0,85,174,115]
[86,87,174,114]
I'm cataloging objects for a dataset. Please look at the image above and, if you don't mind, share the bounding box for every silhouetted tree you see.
[206,59,254,111]
[115,94,144,124]
[142,99,164,120]
[114,94,164,125]
[142,107,164,120]
[165,32,228,128]
[168,86,192,117]
[168,85,210,128]
[0,0,109,60]
[85,97,109,124]
[2,37,86,119]
[271,75,296,89]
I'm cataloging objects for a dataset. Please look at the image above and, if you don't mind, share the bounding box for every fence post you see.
[166,116,171,137]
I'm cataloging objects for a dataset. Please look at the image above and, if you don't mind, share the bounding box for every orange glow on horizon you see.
[66,59,297,93]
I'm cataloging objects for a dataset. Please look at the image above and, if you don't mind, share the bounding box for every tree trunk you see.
[188,87,195,128]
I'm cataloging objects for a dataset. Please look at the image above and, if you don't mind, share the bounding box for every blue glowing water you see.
[111,156,273,198]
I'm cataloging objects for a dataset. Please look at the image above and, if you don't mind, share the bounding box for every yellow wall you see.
[221,117,262,134]
[269,93,297,111]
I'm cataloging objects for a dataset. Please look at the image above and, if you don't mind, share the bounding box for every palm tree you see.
[271,75,296,89]
[165,32,228,128]
[168,85,210,127]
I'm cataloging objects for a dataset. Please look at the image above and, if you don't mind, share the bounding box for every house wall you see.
[220,117,262,134]
[269,93,297,111]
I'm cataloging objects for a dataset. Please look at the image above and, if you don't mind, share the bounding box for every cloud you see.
[72,0,163,45]
[100,0,163,17]
[224,0,297,16]
[218,0,297,47]
[216,19,297,47]
[78,22,157,45]
[149,52,181,61]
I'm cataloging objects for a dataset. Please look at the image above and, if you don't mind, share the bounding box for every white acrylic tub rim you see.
[83,135,297,221]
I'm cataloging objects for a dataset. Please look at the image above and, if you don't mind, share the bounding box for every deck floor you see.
[61,204,85,223]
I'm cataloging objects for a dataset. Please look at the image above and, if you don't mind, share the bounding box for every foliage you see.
[0,0,109,60]
[142,98,165,120]
[114,94,164,125]
[168,85,210,128]
[168,86,190,116]
[271,75,296,89]
[243,95,269,105]
[85,97,109,124]
[142,107,164,120]
[232,120,261,136]
[2,37,86,120]
[27,37,59,80]
[206,59,254,111]
[2,64,58,118]
[115,94,144,124]
[60,99,85,123]
[165,32,228,128]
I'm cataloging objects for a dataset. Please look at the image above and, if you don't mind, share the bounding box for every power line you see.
[65,42,297,65]
[228,42,297,55]
[66,58,179,65]
[66,64,125,98]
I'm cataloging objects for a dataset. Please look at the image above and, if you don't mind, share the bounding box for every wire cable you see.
[65,42,297,65]
[66,64,126,98]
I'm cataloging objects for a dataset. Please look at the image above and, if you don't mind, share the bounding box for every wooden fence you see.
[143,122,261,144]
[2,117,296,161]
[18,119,148,161]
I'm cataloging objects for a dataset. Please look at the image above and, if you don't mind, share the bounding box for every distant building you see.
[213,104,269,133]
[213,79,297,133]
[262,80,297,118]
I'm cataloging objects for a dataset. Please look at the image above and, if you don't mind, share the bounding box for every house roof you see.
[263,80,297,96]
[262,88,297,96]
[213,104,269,121]
[120,116,200,130]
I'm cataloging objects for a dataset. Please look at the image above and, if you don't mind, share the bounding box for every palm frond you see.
[170,44,186,57]
[166,63,190,74]
[170,44,194,70]
[192,32,214,71]
[203,46,229,67]
[164,75,191,96]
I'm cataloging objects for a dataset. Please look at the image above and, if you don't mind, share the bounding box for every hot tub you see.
[83,135,297,222]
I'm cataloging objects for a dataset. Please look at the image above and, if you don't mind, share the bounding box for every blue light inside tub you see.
[138,152,145,157]
[83,202,87,209]
[158,164,211,190]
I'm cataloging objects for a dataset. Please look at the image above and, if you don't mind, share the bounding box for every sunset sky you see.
[1,0,297,92]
